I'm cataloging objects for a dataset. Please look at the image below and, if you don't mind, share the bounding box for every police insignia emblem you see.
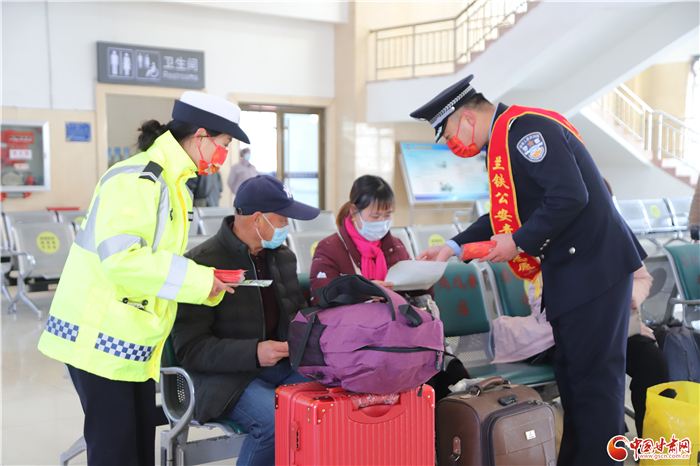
[517,132,547,162]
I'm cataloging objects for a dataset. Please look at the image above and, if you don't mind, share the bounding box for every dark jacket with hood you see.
[171,216,307,423]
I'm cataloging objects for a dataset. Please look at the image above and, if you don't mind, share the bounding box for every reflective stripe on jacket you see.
[38,131,224,382]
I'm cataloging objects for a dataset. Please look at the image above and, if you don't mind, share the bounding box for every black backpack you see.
[653,323,700,383]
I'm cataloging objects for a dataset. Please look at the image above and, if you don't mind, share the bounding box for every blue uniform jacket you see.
[452,103,646,319]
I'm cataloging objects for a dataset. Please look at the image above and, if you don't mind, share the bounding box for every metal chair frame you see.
[453,210,472,232]
[471,199,490,222]
[406,224,459,261]
[196,207,235,236]
[663,245,700,328]
[3,211,59,250]
[664,196,693,244]
[7,222,75,319]
[389,227,415,259]
[160,366,247,466]
[2,247,41,319]
[479,264,557,393]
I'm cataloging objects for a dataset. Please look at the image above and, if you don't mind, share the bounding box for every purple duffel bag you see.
[289,274,444,394]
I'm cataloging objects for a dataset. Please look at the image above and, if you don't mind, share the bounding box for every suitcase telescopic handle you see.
[469,376,511,396]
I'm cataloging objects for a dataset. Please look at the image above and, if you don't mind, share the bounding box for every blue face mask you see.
[355,212,392,242]
[243,153,251,162]
[257,214,290,249]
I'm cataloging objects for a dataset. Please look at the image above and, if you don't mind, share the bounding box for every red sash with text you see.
[488,105,583,282]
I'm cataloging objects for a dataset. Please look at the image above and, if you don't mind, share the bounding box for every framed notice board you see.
[1,120,51,193]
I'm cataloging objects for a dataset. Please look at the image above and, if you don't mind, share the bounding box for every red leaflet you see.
[459,241,498,261]
[214,269,246,283]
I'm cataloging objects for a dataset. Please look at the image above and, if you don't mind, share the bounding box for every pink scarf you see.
[344,215,388,281]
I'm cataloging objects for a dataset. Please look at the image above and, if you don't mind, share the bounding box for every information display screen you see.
[399,142,488,204]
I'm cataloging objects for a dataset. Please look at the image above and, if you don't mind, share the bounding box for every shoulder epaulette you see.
[139,161,164,183]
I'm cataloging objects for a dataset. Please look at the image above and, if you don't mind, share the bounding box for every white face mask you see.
[355,212,392,242]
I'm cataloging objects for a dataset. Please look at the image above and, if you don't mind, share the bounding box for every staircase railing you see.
[595,84,700,175]
[370,0,534,81]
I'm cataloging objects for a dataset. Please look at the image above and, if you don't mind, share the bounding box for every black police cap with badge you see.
[410,75,477,143]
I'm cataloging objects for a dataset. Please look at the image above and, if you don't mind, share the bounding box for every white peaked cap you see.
[172,91,249,144]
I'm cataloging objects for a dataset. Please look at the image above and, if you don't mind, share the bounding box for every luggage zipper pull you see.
[417,384,423,397]
[435,350,442,370]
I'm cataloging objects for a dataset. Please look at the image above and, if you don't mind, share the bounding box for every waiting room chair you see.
[292,210,335,232]
[60,437,86,466]
[614,199,648,237]
[453,210,472,232]
[663,244,700,329]
[4,211,58,250]
[406,224,459,260]
[189,208,201,236]
[639,199,677,246]
[665,196,693,239]
[196,207,235,236]
[185,235,213,252]
[470,198,490,221]
[1,216,14,305]
[56,210,87,234]
[483,262,532,318]
[55,210,87,225]
[9,222,74,319]
[434,261,556,388]
[390,227,415,259]
[640,254,681,326]
[160,337,248,466]
[286,229,337,274]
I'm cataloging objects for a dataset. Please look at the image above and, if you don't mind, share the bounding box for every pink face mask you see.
[446,112,481,158]
[197,132,228,175]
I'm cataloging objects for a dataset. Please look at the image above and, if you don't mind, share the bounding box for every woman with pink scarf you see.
[310,175,433,302]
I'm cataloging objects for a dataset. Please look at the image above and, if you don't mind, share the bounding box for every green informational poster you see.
[399,142,488,204]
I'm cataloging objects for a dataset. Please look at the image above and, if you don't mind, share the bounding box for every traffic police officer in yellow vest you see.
[413,76,646,466]
[38,91,248,466]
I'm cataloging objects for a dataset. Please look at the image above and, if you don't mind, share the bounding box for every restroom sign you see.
[97,42,204,89]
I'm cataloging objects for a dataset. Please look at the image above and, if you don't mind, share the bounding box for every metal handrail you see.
[594,85,700,180]
[619,83,653,113]
[372,0,535,80]
[370,1,479,33]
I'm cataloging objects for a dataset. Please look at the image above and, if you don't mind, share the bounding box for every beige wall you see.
[625,61,693,119]
[106,95,175,162]
[331,1,471,227]
[1,107,98,212]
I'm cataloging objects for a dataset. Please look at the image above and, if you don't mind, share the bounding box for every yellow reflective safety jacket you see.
[38,131,223,382]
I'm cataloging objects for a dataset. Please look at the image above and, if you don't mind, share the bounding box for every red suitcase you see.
[275,381,435,466]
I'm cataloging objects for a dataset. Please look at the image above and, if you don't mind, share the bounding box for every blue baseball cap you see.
[234,175,321,220]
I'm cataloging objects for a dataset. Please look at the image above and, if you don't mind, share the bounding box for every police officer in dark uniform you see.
[413,75,646,465]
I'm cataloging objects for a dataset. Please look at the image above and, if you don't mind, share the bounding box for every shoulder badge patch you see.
[516,132,547,163]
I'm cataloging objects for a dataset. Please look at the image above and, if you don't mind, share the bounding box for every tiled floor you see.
[1,290,236,466]
[2,286,650,465]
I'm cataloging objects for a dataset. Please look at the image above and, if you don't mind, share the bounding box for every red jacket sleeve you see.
[309,235,347,302]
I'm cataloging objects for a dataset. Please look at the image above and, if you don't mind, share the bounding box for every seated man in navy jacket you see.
[413,75,646,466]
[172,175,319,466]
